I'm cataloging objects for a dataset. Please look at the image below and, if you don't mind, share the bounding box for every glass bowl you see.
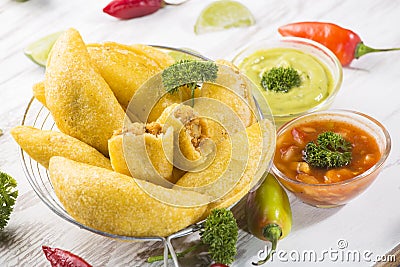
[232,37,343,127]
[19,46,275,266]
[271,109,391,208]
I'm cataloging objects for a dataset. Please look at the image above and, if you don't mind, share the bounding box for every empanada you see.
[129,44,176,68]
[11,126,111,170]
[34,43,175,110]
[175,133,232,189]
[201,82,256,128]
[108,122,175,184]
[87,42,175,110]
[176,120,275,211]
[49,157,209,237]
[32,81,46,107]
[199,59,258,128]
[44,28,125,156]
[156,103,215,171]
[208,120,275,210]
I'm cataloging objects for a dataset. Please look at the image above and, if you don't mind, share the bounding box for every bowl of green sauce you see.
[232,37,343,126]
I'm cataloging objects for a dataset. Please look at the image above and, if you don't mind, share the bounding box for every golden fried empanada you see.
[175,134,232,188]
[34,43,175,110]
[147,87,194,122]
[214,59,257,113]
[198,59,258,128]
[201,82,256,128]
[157,103,216,171]
[32,81,46,107]
[176,120,275,212]
[130,44,176,68]
[49,157,209,237]
[11,126,111,170]
[108,122,174,184]
[45,28,125,156]
[208,120,275,210]
[87,42,175,109]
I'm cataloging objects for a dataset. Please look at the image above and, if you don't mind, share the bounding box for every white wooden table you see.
[1,0,400,266]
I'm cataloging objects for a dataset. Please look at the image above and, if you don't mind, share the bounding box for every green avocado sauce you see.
[238,48,334,116]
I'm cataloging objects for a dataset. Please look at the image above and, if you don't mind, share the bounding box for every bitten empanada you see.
[108,122,175,184]
[175,134,232,189]
[176,120,275,211]
[157,103,215,171]
[44,28,125,156]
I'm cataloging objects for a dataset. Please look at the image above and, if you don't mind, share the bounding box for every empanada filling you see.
[172,105,209,150]
[118,122,163,136]
[145,122,163,136]
[185,118,208,150]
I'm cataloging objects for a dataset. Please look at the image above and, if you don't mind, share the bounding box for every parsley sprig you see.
[260,66,301,93]
[0,171,18,230]
[162,60,218,105]
[147,208,238,265]
[302,131,352,168]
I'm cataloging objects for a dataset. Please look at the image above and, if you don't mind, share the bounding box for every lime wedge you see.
[24,31,64,67]
[194,0,255,35]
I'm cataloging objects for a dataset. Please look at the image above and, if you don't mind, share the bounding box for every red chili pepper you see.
[103,0,164,20]
[42,246,92,267]
[210,264,229,267]
[278,22,400,66]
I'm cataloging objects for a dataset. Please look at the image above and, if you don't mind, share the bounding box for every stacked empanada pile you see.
[12,28,275,237]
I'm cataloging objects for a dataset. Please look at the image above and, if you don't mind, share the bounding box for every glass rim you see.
[231,36,344,120]
[272,109,391,187]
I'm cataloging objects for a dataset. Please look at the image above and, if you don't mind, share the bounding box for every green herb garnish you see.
[147,208,238,265]
[302,131,352,168]
[201,208,238,264]
[162,60,218,106]
[0,171,18,230]
[260,66,301,93]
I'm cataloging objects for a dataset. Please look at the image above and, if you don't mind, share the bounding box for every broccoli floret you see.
[0,171,18,230]
[302,131,352,168]
[260,66,301,93]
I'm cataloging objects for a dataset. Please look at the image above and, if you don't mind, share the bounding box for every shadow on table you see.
[141,238,211,267]
[289,197,343,232]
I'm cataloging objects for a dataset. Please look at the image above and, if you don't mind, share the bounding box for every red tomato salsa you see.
[274,120,381,184]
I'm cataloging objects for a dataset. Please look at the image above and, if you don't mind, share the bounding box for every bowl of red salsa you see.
[271,109,391,208]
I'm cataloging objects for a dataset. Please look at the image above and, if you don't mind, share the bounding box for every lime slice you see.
[24,31,64,67]
[194,0,255,34]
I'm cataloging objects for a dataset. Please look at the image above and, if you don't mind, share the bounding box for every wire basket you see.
[18,46,275,267]
[20,96,206,266]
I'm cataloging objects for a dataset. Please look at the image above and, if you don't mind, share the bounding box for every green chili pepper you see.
[246,172,292,265]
